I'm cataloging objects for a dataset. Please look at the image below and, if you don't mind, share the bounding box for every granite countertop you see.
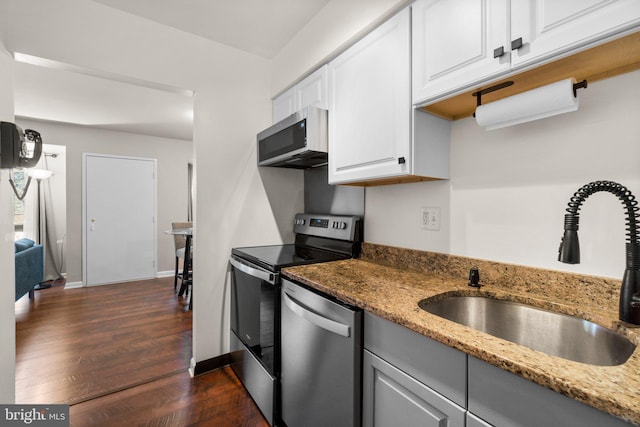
[281,243,640,425]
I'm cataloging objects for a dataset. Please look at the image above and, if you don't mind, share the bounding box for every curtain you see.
[22,153,64,282]
[22,175,37,241]
[41,155,64,282]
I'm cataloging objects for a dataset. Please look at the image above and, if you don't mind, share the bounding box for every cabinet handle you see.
[398,157,406,164]
[493,46,504,58]
[511,37,523,50]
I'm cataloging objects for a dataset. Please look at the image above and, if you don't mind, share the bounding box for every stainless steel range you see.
[229,213,363,426]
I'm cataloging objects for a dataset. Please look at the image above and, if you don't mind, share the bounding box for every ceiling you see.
[14,58,194,141]
[14,0,330,141]
[93,0,330,59]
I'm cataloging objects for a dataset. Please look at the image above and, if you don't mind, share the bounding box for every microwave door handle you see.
[282,290,351,337]
[230,257,275,284]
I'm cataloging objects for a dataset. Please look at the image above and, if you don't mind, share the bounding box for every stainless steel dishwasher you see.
[280,278,362,427]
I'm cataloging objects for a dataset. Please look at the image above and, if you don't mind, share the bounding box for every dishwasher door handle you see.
[230,257,275,284]
[283,291,351,337]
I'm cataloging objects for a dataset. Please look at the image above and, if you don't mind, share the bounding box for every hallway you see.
[15,277,267,426]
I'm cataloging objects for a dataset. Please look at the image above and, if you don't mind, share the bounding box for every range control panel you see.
[293,213,362,242]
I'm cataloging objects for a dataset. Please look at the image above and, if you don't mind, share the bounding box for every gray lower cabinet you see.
[468,356,634,427]
[363,313,466,427]
[363,350,465,426]
[364,313,467,407]
[364,312,635,427]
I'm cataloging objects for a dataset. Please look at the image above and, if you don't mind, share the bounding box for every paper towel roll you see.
[475,78,580,130]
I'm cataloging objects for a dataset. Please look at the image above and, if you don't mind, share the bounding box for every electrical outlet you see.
[421,207,440,231]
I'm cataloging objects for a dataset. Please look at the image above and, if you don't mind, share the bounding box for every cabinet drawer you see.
[364,312,466,407]
[468,356,633,427]
[363,350,465,427]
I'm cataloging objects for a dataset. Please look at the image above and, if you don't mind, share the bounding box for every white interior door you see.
[83,154,156,286]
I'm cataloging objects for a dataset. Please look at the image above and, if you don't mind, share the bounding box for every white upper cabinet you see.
[510,0,640,67]
[296,66,328,112]
[272,87,296,123]
[329,7,450,185]
[272,65,329,123]
[412,0,640,105]
[328,8,413,184]
[412,0,510,104]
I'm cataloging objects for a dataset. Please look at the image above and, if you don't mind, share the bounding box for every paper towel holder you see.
[472,81,514,116]
[472,80,588,112]
[471,79,587,130]
[572,79,588,96]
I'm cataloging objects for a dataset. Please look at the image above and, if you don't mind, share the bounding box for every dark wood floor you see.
[15,277,268,426]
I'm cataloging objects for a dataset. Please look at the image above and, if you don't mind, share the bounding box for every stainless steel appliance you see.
[229,213,362,426]
[257,106,328,168]
[280,278,362,427]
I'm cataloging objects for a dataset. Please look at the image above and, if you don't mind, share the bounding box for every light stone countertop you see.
[281,243,640,426]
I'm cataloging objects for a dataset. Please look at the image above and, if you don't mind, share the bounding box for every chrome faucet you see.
[558,181,640,325]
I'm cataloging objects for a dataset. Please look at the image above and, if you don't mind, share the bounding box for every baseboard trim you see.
[192,353,231,376]
[156,270,174,278]
[64,281,84,289]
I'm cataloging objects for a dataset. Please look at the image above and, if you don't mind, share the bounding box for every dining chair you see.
[171,221,192,292]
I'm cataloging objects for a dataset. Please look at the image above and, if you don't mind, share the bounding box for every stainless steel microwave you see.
[257,106,328,168]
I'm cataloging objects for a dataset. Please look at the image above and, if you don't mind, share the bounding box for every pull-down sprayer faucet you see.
[558,181,640,325]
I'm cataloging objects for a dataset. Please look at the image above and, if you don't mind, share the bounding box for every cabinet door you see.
[272,87,296,122]
[273,66,328,123]
[511,0,640,67]
[328,8,411,185]
[412,0,510,105]
[296,65,328,111]
[363,350,465,427]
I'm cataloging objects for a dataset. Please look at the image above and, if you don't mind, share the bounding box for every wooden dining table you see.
[165,227,193,311]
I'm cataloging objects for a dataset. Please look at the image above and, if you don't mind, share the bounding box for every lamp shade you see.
[475,78,580,130]
[27,168,53,180]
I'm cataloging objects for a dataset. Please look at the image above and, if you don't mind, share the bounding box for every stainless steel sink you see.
[418,295,636,366]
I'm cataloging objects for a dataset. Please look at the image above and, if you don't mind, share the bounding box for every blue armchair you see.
[15,238,44,301]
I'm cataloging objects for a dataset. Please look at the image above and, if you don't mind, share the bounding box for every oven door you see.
[229,255,280,425]
[229,255,278,374]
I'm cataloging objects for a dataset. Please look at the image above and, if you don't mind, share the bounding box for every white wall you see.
[16,119,192,283]
[366,70,640,280]
[6,0,304,370]
[0,0,16,404]
[366,180,451,253]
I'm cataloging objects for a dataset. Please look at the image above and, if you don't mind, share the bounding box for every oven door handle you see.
[230,257,276,284]
[283,290,351,337]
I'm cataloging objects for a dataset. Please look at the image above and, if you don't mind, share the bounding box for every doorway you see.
[12,54,194,406]
[83,153,157,286]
